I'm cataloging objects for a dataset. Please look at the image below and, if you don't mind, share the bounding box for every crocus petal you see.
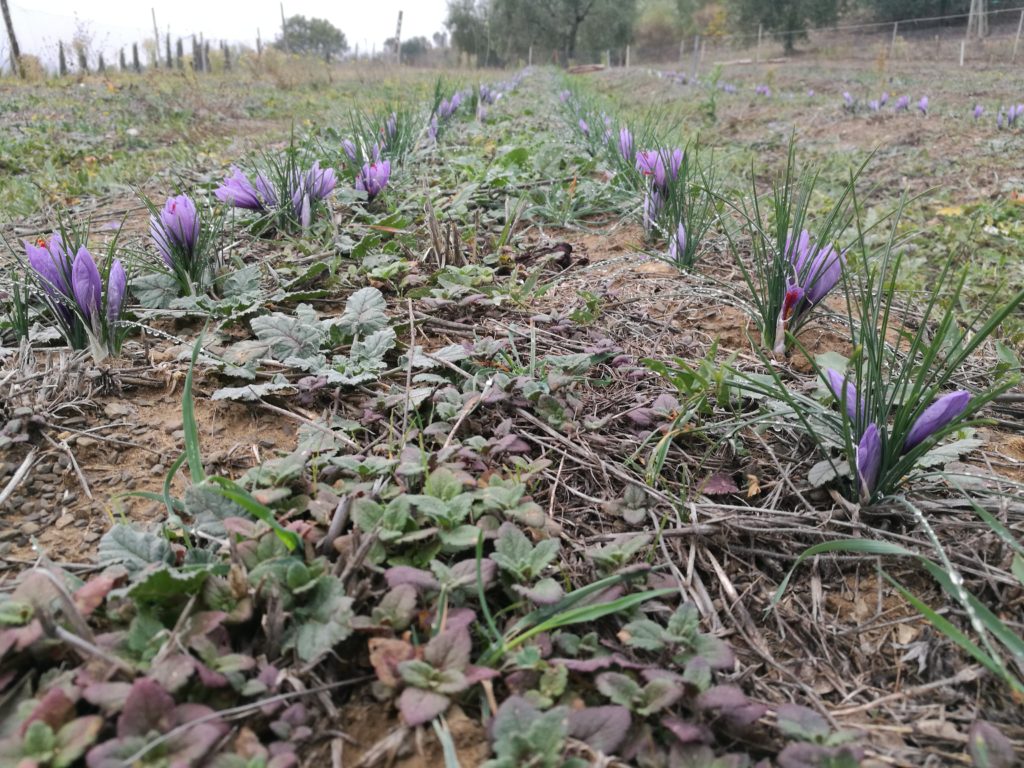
[215,167,263,210]
[856,423,882,501]
[149,216,174,268]
[106,260,127,324]
[26,239,69,298]
[71,247,102,322]
[668,222,687,262]
[903,391,971,452]
[341,139,357,162]
[802,245,843,306]
[824,368,864,425]
[618,127,633,160]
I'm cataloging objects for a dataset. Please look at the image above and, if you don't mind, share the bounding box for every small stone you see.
[171,430,185,441]
[56,455,70,469]
[20,522,41,536]
[83,532,101,543]
[56,513,75,529]
[163,420,182,434]
[75,436,98,448]
[151,464,166,476]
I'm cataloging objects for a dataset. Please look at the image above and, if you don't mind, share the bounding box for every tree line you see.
[444,0,1007,62]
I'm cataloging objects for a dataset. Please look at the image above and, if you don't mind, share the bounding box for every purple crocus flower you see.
[355,160,391,202]
[559,90,570,103]
[618,127,633,161]
[917,96,928,115]
[807,89,815,97]
[903,391,971,452]
[869,100,880,112]
[450,92,463,111]
[856,423,882,501]
[305,161,336,201]
[150,194,199,268]
[842,92,854,109]
[255,173,278,208]
[973,104,985,119]
[578,118,589,137]
[477,105,487,122]
[635,148,683,190]
[880,92,889,106]
[824,368,865,426]
[106,259,127,324]
[642,188,662,234]
[25,233,74,299]
[667,222,687,262]
[342,139,357,163]
[71,246,102,323]
[894,95,910,112]
[428,115,438,141]
[215,167,265,210]
[385,112,397,139]
[786,229,843,306]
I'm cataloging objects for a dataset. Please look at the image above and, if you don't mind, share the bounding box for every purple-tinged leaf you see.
[117,678,174,738]
[436,607,477,634]
[164,721,226,766]
[449,558,496,588]
[512,578,564,605]
[968,721,1016,768]
[662,717,711,746]
[463,665,500,685]
[398,687,450,727]
[775,703,831,742]
[695,685,749,712]
[596,672,642,707]
[82,683,132,715]
[700,473,739,496]
[20,688,76,735]
[551,654,647,672]
[86,736,148,768]
[385,566,439,590]
[568,706,631,753]
[777,742,864,768]
[424,626,471,672]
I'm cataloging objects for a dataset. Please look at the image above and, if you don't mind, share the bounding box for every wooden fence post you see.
[1012,9,1024,63]
[756,24,762,63]
[889,21,898,59]
[0,0,23,78]
[625,44,630,67]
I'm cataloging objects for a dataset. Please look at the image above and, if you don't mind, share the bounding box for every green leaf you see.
[335,287,388,337]
[211,375,296,402]
[132,272,179,309]
[98,525,173,574]
[286,575,354,663]
[595,672,641,708]
[22,721,56,759]
[53,716,104,768]
[205,477,301,552]
[251,311,322,361]
[127,566,212,603]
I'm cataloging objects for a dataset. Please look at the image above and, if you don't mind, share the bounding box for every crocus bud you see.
[618,127,633,160]
[342,139,357,162]
[903,391,971,452]
[668,222,687,263]
[71,247,102,322]
[856,423,882,502]
[107,259,127,324]
[824,368,865,426]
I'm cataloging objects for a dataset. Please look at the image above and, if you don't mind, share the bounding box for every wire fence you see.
[509,6,1024,71]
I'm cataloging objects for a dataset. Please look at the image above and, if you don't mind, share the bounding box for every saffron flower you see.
[842,92,854,109]
[578,118,589,137]
[973,104,985,119]
[150,194,199,268]
[917,96,928,115]
[667,222,687,263]
[618,127,633,161]
[215,167,266,210]
[635,148,683,190]
[428,115,438,141]
[342,139,358,163]
[894,95,909,112]
[880,92,889,106]
[642,188,662,235]
[304,161,337,201]
[356,160,391,202]
[773,230,843,354]
[824,368,865,427]
[25,233,74,301]
[903,390,971,452]
[71,247,103,322]
[869,100,880,112]
[385,112,397,140]
[106,260,127,324]
[855,423,882,501]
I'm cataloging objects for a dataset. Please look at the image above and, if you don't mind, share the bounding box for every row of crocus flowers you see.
[21,75,529,361]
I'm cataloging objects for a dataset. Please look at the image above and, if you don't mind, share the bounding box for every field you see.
[1,54,1023,767]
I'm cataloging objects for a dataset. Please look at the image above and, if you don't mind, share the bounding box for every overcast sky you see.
[7,1,449,64]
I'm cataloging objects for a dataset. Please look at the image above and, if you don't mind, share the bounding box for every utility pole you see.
[0,0,23,78]
[151,8,160,67]
[280,3,288,52]
[967,0,989,39]
[394,10,403,65]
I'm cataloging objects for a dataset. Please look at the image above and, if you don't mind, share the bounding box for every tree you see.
[448,0,636,65]
[401,36,431,62]
[275,15,348,62]
[729,0,840,54]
